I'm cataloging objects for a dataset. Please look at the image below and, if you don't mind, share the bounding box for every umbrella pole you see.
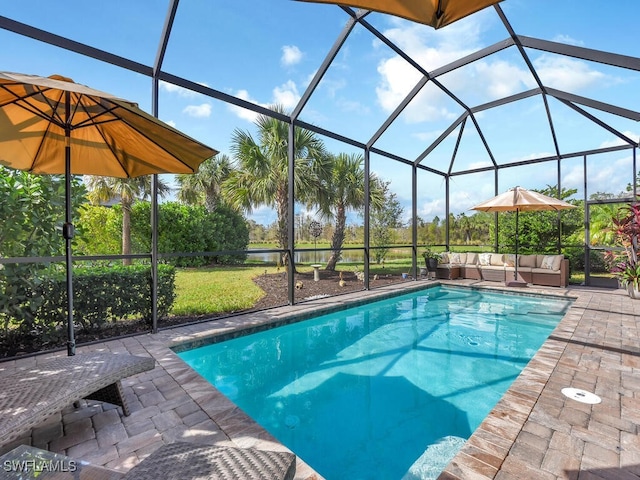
[505,208,526,287]
[63,92,76,356]
[515,209,519,281]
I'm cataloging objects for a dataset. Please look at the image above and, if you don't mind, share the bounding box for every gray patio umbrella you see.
[0,71,217,355]
[471,186,576,286]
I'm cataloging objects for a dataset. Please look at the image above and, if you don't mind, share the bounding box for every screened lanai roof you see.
[0,0,639,218]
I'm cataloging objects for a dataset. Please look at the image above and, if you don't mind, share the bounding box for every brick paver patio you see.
[1,280,638,479]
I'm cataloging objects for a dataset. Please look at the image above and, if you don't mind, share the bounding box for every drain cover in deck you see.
[561,387,601,404]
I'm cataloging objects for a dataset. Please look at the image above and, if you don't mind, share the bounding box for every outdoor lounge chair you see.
[121,441,296,480]
[0,442,296,480]
[0,351,155,450]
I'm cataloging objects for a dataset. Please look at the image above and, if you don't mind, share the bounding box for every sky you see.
[1,0,639,226]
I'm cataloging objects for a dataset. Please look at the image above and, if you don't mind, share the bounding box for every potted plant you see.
[608,202,640,297]
[619,263,640,297]
[422,249,441,272]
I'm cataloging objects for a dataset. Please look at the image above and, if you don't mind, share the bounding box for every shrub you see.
[75,204,121,255]
[35,264,176,332]
[131,201,249,266]
[0,167,86,352]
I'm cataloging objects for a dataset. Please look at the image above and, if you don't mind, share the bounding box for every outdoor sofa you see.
[435,252,569,287]
[0,351,155,450]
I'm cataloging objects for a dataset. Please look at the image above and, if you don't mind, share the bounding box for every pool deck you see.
[1,279,639,479]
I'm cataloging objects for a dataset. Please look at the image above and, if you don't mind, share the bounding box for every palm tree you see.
[590,202,621,246]
[588,193,624,247]
[84,175,170,265]
[320,153,383,271]
[224,105,329,265]
[175,154,232,212]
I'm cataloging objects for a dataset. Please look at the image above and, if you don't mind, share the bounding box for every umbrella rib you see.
[34,86,66,125]
[75,97,183,177]
[0,83,47,108]
[3,87,124,131]
[18,100,65,128]
[108,104,204,173]
[72,96,123,130]
[30,119,59,173]
[0,85,67,128]
[75,100,131,178]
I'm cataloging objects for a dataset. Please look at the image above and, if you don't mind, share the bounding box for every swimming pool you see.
[177,286,572,479]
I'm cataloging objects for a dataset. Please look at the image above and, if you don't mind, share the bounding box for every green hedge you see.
[131,202,249,267]
[29,264,176,341]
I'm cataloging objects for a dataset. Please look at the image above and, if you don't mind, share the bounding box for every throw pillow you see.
[449,252,462,264]
[504,254,516,267]
[551,254,564,271]
[439,252,449,264]
[490,253,504,266]
[540,255,556,270]
[519,255,536,268]
[479,253,491,266]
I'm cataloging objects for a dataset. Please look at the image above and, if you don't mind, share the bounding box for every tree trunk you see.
[326,203,346,271]
[122,201,132,266]
[205,190,217,213]
[276,190,288,267]
[275,189,297,273]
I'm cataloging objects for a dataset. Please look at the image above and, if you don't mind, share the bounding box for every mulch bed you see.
[251,269,402,309]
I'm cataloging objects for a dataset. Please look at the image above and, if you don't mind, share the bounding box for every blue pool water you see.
[177,286,572,480]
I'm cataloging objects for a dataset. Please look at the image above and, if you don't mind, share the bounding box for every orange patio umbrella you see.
[0,71,217,355]
[471,186,576,286]
[296,0,503,29]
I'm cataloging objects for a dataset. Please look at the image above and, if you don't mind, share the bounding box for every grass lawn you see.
[170,258,416,316]
[172,266,266,315]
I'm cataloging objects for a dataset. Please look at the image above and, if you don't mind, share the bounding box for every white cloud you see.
[163,119,177,128]
[182,103,212,118]
[563,153,633,195]
[374,14,616,126]
[375,56,421,112]
[227,81,302,122]
[228,89,261,123]
[474,60,535,99]
[413,129,442,142]
[419,197,446,220]
[511,151,556,163]
[304,69,318,89]
[552,34,584,47]
[281,45,303,67]
[335,98,370,116]
[160,80,210,98]
[320,76,347,99]
[160,81,194,97]
[532,55,607,91]
[273,80,301,109]
[466,159,494,170]
[598,130,640,148]
[374,15,507,123]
